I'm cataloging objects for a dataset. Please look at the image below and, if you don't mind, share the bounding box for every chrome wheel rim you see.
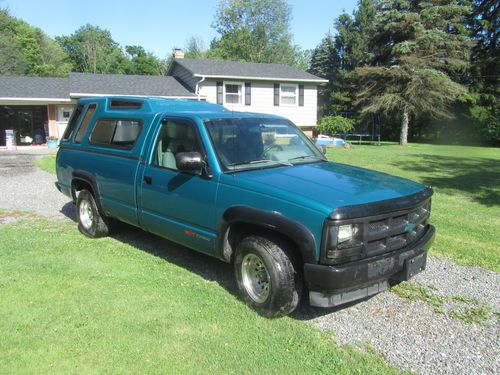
[79,200,94,229]
[241,253,271,303]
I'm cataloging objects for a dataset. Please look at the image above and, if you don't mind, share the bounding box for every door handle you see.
[143,176,152,185]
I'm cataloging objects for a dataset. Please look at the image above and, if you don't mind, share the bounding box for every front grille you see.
[322,188,433,265]
[363,200,430,257]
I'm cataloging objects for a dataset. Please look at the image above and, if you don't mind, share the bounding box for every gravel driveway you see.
[1,149,498,375]
[0,149,74,220]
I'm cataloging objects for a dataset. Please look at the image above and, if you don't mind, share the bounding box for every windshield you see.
[204,118,325,171]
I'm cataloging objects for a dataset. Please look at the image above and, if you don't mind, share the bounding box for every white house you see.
[167,54,327,130]
[0,55,326,145]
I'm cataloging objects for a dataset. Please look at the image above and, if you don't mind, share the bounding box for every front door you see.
[139,118,218,255]
[56,106,74,139]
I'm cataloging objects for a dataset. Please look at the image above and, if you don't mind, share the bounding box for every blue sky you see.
[5,0,357,58]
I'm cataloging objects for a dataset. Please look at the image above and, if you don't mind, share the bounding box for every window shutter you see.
[216,81,223,104]
[299,85,304,107]
[245,82,251,106]
[274,84,280,106]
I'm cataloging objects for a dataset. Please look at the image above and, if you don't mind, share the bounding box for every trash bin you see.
[5,129,17,151]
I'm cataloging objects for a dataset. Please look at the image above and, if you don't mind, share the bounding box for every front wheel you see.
[234,235,302,317]
[76,189,110,238]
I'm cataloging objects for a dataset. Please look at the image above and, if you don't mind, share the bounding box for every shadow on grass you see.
[392,154,500,206]
[60,201,345,320]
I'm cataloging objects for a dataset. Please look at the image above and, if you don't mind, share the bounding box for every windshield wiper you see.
[288,155,326,162]
[228,159,292,167]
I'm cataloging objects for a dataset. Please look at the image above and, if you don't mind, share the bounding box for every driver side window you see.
[153,120,201,170]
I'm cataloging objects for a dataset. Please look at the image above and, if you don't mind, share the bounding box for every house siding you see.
[198,80,318,127]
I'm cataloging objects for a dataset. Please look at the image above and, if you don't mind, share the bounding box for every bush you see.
[317,115,355,135]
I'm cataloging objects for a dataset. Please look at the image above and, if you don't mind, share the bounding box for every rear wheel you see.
[234,234,302,317]
[76,189,110,238]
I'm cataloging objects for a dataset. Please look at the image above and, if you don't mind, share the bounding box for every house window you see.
[224,82,243,105]
[280,84,298,106]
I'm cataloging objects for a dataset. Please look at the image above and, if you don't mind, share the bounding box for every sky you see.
[4,0,357,58]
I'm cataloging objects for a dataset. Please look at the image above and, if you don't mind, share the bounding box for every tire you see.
[76,189,110,238]
[234,235,302,317]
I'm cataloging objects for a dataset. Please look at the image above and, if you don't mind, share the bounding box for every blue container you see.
[47,139,58,150]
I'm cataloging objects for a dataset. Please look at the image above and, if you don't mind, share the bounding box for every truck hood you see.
[223,161,427,213]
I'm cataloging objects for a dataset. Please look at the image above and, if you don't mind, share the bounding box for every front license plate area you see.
[393,252,427,281]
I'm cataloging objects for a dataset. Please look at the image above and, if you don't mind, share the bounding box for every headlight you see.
[323,222,364,263]
[338,224,354,243]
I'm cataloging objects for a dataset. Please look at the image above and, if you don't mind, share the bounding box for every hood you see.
[223,161,427,213]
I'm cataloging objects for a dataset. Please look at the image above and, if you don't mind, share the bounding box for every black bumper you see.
[304,225,435,294]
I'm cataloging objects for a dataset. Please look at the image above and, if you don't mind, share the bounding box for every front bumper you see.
[304,224,435,307]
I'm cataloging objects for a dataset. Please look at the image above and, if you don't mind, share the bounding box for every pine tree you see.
[309,33,338,115]
[354,0,470,145]
[465,0,499,143]
[309,1,378,117]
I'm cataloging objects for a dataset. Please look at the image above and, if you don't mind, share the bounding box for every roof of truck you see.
[77,96,284,121]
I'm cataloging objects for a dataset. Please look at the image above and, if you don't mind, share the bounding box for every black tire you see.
[76,189,110,238]
[234,234,302,317]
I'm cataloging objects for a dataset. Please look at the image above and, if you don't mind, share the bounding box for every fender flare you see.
[71,170,106,215]
[217,205,318,264]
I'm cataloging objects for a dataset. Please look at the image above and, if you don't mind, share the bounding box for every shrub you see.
[317,115,355,135]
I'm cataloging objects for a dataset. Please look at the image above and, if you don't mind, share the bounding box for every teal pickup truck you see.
[55,97,435,317]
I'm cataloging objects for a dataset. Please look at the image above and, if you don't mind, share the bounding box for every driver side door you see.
[138,118,218,255]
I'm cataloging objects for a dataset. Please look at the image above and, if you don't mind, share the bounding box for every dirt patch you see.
[0,212,23,225]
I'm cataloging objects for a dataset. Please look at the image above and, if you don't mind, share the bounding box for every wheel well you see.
[223,222,304,267]
[71,179,94,202]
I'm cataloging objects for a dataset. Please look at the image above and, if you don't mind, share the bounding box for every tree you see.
[208,0,299,65]
[469,0,499,94]
[317,115,355,135]
[334,0,376,71]
[309,1,377,117]
[309,33,338,115]
[184,36,207,59]
[0,7,70,76]
[124,45,166,75]
[56,24,126,74]
[465,0,499,144]
[354,0,470,145]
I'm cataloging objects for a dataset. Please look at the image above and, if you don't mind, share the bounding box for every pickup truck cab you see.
[56,96,435,317]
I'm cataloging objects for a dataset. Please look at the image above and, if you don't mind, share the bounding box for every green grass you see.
[33,154,56,174]
[391,282,495,325]
[326,143,500,272]
[0,213,399,374]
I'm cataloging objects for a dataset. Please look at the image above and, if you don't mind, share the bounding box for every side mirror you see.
[317,145,327,155]
[175,152,203,174]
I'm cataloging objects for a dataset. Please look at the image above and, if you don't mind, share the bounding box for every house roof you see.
[0,73,196,104]
[170,58,328,83]
[69,73,196,98]
[0,76,69,99]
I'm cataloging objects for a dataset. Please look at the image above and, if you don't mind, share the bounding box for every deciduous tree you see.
[125,45,166,75]
[208,0,299,65]
[56,24,125,74]
[0,7,70,76]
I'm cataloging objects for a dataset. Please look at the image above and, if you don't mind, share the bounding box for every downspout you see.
[196,76,206,101]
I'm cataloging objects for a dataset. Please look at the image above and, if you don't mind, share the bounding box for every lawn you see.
[326,143,500,271]
[0,212,398,374]
[5,142,497,373]
[33,154,56,174]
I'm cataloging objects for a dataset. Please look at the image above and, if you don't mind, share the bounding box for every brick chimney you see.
[173,49,185,59]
